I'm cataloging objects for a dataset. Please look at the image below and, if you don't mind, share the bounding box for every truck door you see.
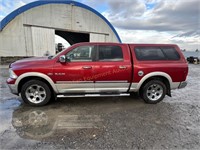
[53,45,96,93]
[93,44,132,93]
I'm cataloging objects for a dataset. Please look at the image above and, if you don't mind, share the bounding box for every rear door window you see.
[98,45,123,61]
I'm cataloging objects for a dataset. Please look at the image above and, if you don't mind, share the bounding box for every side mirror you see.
[66,56,71,62]
[59,55,66,63]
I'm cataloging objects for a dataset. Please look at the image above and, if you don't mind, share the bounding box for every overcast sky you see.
[0,0,199,50]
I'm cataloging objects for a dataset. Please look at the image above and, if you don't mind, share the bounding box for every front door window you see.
[66,46,95,62]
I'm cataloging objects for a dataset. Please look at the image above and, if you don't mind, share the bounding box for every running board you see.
[57,93,130,98]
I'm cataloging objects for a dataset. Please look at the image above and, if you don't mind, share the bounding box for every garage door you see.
[31,26,55,56]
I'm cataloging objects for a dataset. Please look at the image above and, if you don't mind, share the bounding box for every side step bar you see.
[57,93,130,98]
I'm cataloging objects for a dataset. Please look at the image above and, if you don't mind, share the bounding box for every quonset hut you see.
[0,0,121,57]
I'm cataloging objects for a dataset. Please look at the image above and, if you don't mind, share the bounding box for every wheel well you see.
[139,76,171,96]
[18,76,54,94]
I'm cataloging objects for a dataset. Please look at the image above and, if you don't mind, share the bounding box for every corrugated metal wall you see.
[90,33,107,42]
[31,27,55,56]
[0,4,119,57]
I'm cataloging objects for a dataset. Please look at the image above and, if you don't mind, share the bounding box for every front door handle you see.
[119,66,127,69]
[82,66,92,69]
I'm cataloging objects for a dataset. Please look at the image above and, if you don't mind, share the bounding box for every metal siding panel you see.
[90,33,106,42]
[0,1,121,42]
[24,26,33,56]
[0,15,26,56]
[105,35,109,42]
[0,2,121,57]
[50,5,72,29]
[31,27,55,56]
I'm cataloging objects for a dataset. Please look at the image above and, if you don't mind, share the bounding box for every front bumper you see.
[7,84,18,95]
[7,78,18,95]
[178,81,187,89]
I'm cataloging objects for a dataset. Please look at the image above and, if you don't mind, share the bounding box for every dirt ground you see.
[0,64,200,150]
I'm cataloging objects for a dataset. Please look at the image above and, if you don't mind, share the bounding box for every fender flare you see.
[130,72,173,92]
[138,72,172,88]
[15,72,58,93]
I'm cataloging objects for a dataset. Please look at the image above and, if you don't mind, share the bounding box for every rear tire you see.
[21,80,51,106]
[140,80,166,104]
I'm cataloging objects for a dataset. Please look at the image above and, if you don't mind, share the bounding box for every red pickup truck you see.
[7,43,188,106]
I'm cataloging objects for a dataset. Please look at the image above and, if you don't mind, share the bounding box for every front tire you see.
[21,80,51,106]
[140,80,166,104]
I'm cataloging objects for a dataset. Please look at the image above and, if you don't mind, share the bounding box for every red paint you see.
[7,43,188,89]
[128,44,188,82]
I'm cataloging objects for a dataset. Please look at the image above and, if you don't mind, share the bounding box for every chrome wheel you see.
[25,84,46,104]
[146,84,163,101]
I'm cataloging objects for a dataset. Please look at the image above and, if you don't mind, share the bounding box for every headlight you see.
[9,69,18,79]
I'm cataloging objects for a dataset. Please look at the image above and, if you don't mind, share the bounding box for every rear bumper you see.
[178,81,187,89]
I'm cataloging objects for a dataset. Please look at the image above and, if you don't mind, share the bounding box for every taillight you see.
[183,66,188,80]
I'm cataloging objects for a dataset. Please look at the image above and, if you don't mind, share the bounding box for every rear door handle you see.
[82,66,92,69]
[119,66,127,69]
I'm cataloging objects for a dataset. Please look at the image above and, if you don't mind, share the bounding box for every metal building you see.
[0,0,121,57]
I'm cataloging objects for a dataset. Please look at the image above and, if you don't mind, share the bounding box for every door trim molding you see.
[95,80,128,83]
[56,81,93,84]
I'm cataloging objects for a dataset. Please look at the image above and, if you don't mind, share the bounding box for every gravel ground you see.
[0,64,200,150]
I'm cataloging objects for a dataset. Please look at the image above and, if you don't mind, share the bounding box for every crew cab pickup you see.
[7,43,188,106]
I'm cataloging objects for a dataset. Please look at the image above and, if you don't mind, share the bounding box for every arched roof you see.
[0,0,121,42]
